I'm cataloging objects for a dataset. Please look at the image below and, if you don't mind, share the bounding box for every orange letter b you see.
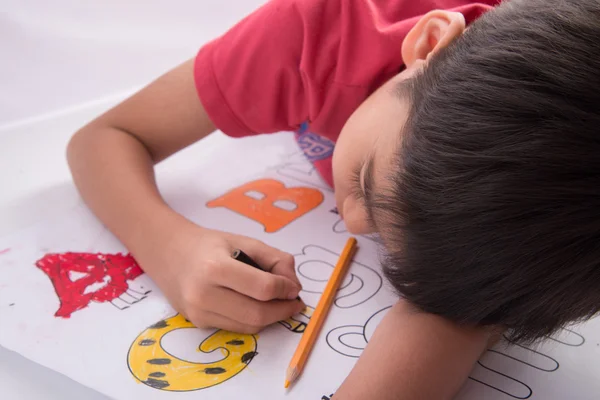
[207,179,324,233]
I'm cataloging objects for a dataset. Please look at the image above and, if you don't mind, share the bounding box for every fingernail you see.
[287,288,300,300]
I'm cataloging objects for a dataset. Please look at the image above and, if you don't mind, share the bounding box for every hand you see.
[137,221,305,334]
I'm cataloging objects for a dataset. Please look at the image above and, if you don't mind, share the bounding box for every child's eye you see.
[349,161,377,230]
[350,164,366,201]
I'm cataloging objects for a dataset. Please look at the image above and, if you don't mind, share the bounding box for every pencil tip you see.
[284,380,290,389]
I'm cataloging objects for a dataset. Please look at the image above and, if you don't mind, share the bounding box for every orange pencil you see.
[284,237,358,388]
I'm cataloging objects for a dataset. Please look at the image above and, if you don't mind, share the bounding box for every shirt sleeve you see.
[194,0,498,138]
[194,0,314,137]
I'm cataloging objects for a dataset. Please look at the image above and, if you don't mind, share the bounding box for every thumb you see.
[276,274,303,301]
[251,272,301,301]
[241,240,302,288]
[270,252,302,288]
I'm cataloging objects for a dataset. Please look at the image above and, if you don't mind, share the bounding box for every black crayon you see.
[231,249,303,302]
[231,249,263,270]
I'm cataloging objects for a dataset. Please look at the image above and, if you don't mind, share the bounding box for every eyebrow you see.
[362,154,378,228]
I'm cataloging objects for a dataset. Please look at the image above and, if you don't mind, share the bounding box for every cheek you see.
[342,196,372,234]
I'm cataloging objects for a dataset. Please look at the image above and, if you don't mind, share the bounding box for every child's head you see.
[332,0,600,342]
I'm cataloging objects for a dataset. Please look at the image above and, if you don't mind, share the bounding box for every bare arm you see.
[67,59,304,333]
[67,59,214,257]
[334,301,491,400]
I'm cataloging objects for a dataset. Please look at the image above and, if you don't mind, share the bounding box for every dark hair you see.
[379,0,600,343]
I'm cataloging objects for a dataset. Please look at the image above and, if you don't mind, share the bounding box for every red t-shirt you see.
[194,0,499,186]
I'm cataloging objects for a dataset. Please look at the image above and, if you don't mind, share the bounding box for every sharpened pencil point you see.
[284,380,290,389]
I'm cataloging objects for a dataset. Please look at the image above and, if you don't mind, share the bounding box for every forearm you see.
[334,301,490,400]
[67,125,187,256]
[67,59,215,267]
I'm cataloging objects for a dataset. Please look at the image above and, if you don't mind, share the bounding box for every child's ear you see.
[401,10,466,67]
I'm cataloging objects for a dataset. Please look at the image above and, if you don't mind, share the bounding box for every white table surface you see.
[1,2,267,398]
[0,92,240,400]
[0,101,120,399]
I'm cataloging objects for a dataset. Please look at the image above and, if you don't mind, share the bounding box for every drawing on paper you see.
[125,241,385,393]
[127,307,315,392]
[35,252,150,318]
[279,306,315,333]
[127,314,258,391]
[327,306,391,358]
[329,208,381,244]
[545,328,585,346]
[470,354,534,399]
[326,303,583,400]
[487,343,559,374]
[468,328,584,399]
[274,149,332,191]
[295,126,336,162]
[206,179,324,232]
[295,245,383,308]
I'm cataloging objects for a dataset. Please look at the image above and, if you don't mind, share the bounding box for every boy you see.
[67,0,600,398]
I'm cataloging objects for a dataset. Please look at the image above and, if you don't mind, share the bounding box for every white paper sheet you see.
[0,132,598,399]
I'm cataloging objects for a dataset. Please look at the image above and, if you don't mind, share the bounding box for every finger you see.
[270,252,302,288]
[187,309,263,334]
[238,239,302,287]
[216,256,301,301]
[204,286,305,327]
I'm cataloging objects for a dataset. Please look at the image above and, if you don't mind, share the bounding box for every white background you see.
[1,0,267,128]
[1,1,265,398]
